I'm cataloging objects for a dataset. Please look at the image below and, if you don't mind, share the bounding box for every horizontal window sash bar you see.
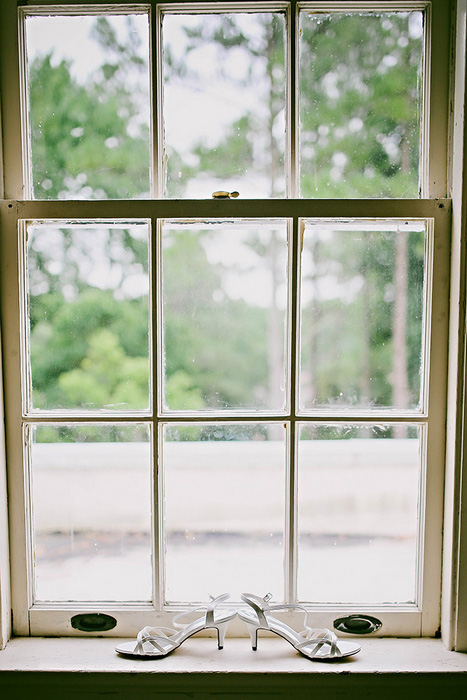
[22,413,154,422]
[19,4,151,17]
[159,2,290,13]
[22,412,429,422]
[299,1,431,11]
[20,0,432,8]
[158,412,429,422]
[4,198,451,221]
[28,599,420,612]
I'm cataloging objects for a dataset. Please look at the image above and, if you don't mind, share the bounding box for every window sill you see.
[0,637,466,698]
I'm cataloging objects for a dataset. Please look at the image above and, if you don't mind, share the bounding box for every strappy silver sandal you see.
[115,593,235,657]
[239,593,361,660]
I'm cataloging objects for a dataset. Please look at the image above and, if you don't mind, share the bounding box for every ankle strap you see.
[173,593,230,629]
[241,593,270,626]
[241,592,310,628]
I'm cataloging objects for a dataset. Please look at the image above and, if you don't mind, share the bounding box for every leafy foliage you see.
[299,12,422,197]
[27,10,426,435]
[29,16,150,199]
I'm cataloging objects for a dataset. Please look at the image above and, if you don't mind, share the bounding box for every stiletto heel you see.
[244,620,259,650]
[239,593,361,661]
[115,594,236,658]
[215,619,230,649]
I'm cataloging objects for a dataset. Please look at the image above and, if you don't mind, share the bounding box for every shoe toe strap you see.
[296,627,342,658]
[134,626,178,654]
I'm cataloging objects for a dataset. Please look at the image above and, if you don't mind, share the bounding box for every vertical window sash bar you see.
[22,424,35,612]
[421,217,435,414]
[19,218,35,611]
[154,2,165,197]
[19,219,30,414]
[285,216,300,602]
[285,421,297,603]
[156,217,165,418]
[416,422,428,613]
[0,204,28,634]
[18,8,30,199]
[153,422,164,609]
[419,206,450,634]
[426,0,450,198]
[287,1,298,197]
[151,216,163,607]
[420,1,431,198]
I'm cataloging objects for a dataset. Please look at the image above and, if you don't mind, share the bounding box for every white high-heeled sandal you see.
[115,593,235,657]
[239,593,361,660]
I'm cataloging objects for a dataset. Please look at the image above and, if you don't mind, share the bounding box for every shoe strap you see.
[134,625,179,654]
[172,593,230,629]
[241,593,311,630]
[296,628,342,658]
[240,593,270,626]
[242,593,342,657]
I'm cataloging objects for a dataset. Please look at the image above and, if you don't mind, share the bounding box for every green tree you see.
[299,12,422,197]
[30,288,150,409]
[58,328,149,409]
[162,229,270,410]
[163,12,286,197]
[29,16,150,199]
[26,10,426,423]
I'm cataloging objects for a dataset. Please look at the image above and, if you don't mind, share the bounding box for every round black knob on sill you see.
[71,612,117,632]
[333,614,382,634]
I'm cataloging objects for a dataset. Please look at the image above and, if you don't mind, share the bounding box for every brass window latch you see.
[211,190,239,199]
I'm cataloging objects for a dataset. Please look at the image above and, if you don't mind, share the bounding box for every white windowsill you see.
[0,637,466,697]
[1,636,466,673]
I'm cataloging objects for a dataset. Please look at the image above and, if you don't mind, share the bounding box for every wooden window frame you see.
[0,0,465,650]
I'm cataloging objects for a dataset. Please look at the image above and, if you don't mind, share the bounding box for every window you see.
[0,0,454,641]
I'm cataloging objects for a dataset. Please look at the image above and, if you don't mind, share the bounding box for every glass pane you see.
[25,12,151,199]
[162,12,286,198]
[26,221,150,412]
[297,424,420,604]
[163,423,286,602]
[299,11,424,197]
[30,423,152,602]
[299,220,426,411]
[161,219,288,411]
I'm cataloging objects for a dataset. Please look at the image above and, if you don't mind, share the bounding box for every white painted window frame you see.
[0,0,465,649]
[441,0,467,653]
